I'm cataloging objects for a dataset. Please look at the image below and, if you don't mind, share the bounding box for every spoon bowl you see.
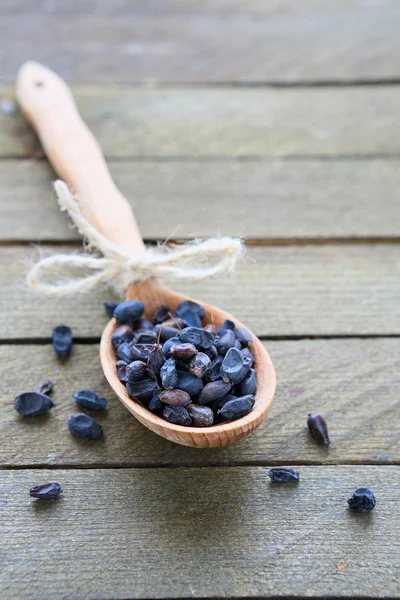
[17,61,276,448]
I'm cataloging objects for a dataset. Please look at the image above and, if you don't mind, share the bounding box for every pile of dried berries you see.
[110,299,257,427]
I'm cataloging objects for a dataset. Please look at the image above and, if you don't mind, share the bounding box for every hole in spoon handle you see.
[16,61,145,256]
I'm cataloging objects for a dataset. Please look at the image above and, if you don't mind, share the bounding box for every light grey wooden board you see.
[1,1,400,83]
[3,86,400,158]
[0,467,398,599]
[1,340,398,467]
[1,244,400,338]
[2,158,400,241]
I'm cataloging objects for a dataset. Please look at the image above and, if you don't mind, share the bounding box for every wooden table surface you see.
[0,2,399,599]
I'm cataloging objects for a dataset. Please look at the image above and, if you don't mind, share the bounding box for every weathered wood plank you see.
[2,158,400,241]
[1,340,398,466]
[1,244,400,338]
[3,86,400,158]
[1,1,400,83]
[0,466,398,599]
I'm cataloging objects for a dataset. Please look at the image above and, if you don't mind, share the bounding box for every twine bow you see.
[27,180,245,295]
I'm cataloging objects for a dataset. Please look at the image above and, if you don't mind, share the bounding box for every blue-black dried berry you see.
[176,300,206,320]
[269,468,299,483]
[148,390,163,413]
[15,392,54,416]
[234,327,253,347]
[179,327,214,350]
[207,355,223,382]
[126,379,158,403]
[33,380,53,395]
[236,369,257,396]
[126,360,149,382]
[175,370,204,396]
[52,325,72,357]
[134,331,158,344]
[116,360,129,382]
[130,344,153,362]
[216,319,235,335]
[189,352,211,378]
[347,488,376,512]
[73,390,107,411]
[217,395,254,421]
[241,346,255,367]
[163,405,192,426]
[216,329,237,356]
[112,325,134,348]
[154,325,180,342]
[132,318,154,331]
[30,482,62,500]
[162,336,180,357]
[160,389,190,406]
[160,358,178,389]
[187,404,214,427]
[114,300,144,324]
[175,307,202,328]
[307,413,330,445]
[170,343,197,360]
[220,347,249,384]
[68,413,103,440]
[116,342,132,363]
[198,380,231,404]
[147,344,166,374]
[152,304,170,324]
[104,301,118,317]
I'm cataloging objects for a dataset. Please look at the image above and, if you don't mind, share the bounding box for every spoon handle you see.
[16,61,145,256]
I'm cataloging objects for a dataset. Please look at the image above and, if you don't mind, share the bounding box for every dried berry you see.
[130,344,153,362]
[220,347,249,384]
[241,346,256,367]
[132,318,154,331]
[347,488,376,512]
[217,395,254,421]
[234,327,253,347]
[52,325,72,357]
[126,360,148,382]
[116,342,132,363]
[126,379,158,403]
[162,336,180,357]
[176,300,206,320]
[113,300,144,324]
[152,304,170,324]
[170,343,197,360]
[198,380,231,405]
[175,307,202,328]
[269,468,300,483]
[73,390,107,410]
[104,301,118,317]
[163,405,192,426]
[68,413,103,440]
[175,370,204,396]
[30,482,62,500]
[189,352,211,378]
[111,325,134,348]
[160,358,178,389]
[216,329,237,356]
[187,404,214,427]
[116,360,129,382]
[216,319,235,335]
[15,392,54,416]
[162,317,188,330]
[147,345,166,374]
[154,325,181,342]
[134,331,158,344]
[179,327,214,350]
[148,390,163,413]
[207,355,223,382]
[33,381,53,395]
[307,413,330,445]
[160,389,191,407]
[236,369,257,396]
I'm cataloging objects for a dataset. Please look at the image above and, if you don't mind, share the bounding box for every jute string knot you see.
[27,180,245,295]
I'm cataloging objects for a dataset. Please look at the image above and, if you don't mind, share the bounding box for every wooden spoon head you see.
[100,277,276,447]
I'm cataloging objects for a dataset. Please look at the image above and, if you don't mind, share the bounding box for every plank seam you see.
[0,462,398,470]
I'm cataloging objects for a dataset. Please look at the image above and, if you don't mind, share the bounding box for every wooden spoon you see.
[16,61,276,447]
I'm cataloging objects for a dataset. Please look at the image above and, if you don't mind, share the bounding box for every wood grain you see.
[1,244,400,338]
[1,340,398,466]
[0,466,398,599]
[3,86,400,158]
[2,158,400,242]
[1,1,400,83]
